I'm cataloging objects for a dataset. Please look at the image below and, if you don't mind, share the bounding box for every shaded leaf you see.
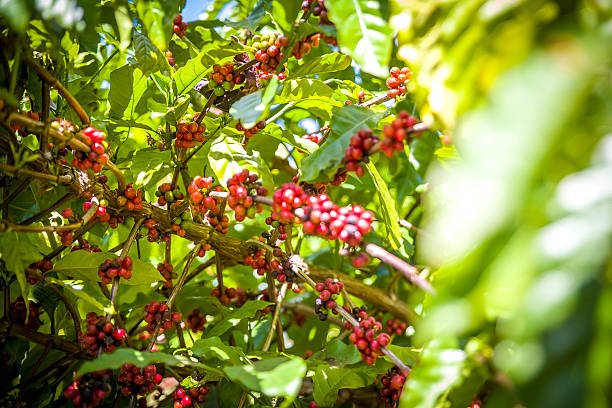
[205,300,272,338]
[224,356,306,398]
[366,162,403,250]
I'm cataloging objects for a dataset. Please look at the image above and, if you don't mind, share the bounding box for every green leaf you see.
[205,300,272,338]
[46,277,112,313]
[32,283,60,317]
[192,336,249,364]
[324,0,393,77]
[78,348,214,375]
[0,232,41,302]
[313,339,361,365]
[274,79,335,104]
[313,364,382,406]
[263,123,318,153]
[113,2,133,50]
[135,0,175,51]
[224,356,306,398]
[134,31,161,73]
[0,0,30,31]
[208,137,274,193]
[289,53,353,79]
[223,0,269,32]
[174,41,249,97]
[229,91,266,129]
[366,161,403,250]
[109,65,148,120]
[53,251,159,286]
[400,342,466,408]
[301,105,383,181]
[271,0,302,34]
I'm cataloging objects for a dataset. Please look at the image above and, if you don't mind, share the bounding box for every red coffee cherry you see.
[345,307,388,365]
[97,256,133,284]
[343,129,379,177]
[385,318,407,336]
[117,363,162,397]
[173,14,187,38]
[350,252,371,268]
[70,126,109,173]
[117,182,144,211]
[236,120,266,140]
[71,239,102,252]
[175,114,206,149]
[157,262,175,288]
[291,33,320,59]
[9,296,42,330]
[211,286,247,307]
[385,66,411,98]
[185,309,207,332]
[64,369,113,407]
[377,366,409,407]
[227,169,267,221]
[80,312,126,354]
[381,111,421,157]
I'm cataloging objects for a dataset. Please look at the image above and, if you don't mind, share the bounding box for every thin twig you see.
[195,95,217,125]
[215,253,224,292]
[20,192,73,225]
[262,283,288,352]
[1,176,32,212]
[24,56,90,124]
[363,243,434,294]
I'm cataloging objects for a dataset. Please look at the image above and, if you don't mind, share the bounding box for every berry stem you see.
[363,243,435,294]
[215,253,224,292]
[195,94,217,125]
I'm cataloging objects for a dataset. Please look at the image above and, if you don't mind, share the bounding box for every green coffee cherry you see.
[164,191,174,202]
[214,87,225,96]
[181,212,191,221]
[173,217,182,225]
[222,81,233,91]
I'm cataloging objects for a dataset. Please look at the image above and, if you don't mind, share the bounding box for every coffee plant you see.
[0,1,611,408]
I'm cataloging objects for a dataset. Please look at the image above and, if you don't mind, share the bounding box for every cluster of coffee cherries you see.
[211,286,247,307]
[350,252,371,268]
[155,182,184,207]
[291,33,320,60]
[107,214,125,229]
[227,169,267,221]
[9,296,42,330]
[251,33,289,73]
[185,309,207,332]
[173,14,187,38]
[236,120,266,140]
[98,256,133,284]
[81,312,126,354]
[378,366,409,407]
[298,195,374,247]
[157,262,176,288]
[71,126,110,173]
[165,51,176,67]
[188,175,214,212]
[197,243,212,258]
[27,259,53,283]
[83,199,111,223]
[343,129,379,177]
[270,183,309,224]
[117,184,144,211]
[206,194,229,234]
[118,363,162,397]
[385,318,407,336]
[346,309,390,365]
[313,279,344,320]
[71,239,102,252]
[175,115,206,149]
[385,67,411,98]
[171,213,188,237]
[381,111,421,157]
[64,370,113,407]
[173,386,210,407]
[209,62,245,96]
[140,218,171,243]
[143,300,181,332]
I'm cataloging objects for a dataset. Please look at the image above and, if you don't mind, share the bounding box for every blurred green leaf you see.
[366,161,402,250]
[224,356,306,398]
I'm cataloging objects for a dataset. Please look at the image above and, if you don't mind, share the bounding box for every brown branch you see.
[234,59,258,75]
[358,94,394,108]
[24,56,90,125]
[195,95,217,125]
[363,243,434,294]
[43,280,82,340]
[16,341,52,406]
[20,192,73,225]
[0,162,72,184]
[1,176,32,217]
[398,219,425,235]
[215,253,224,291]
[281,302,343,327]
[2,321,85,355]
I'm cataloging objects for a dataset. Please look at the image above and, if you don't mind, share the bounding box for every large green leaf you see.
[205,300,272,338]
[208,137,274,193]
[192,336,250,364]
[0,232,42,303]
[224,356,306,398]
[109,65,148,120]
[288,53,353,79]
[134,31,161,73]
[400,342,467,408]
[274,79,335,104]
[78,348,214,375]
[271,0,302,34]
[174,41,250,96]
[325,0,393,77]
[301,105,383,181]
[313,363,386,406]
[135,0,175,51]
[0,0,30,31]
[46,277,112,313]
[366,161,403,250]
